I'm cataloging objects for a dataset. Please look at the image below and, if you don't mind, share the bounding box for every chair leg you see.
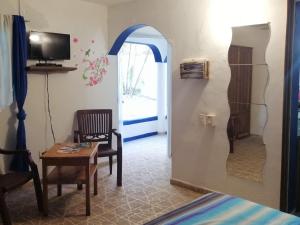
[57,184,62,196]
[230,140,234,153]
[0,192,12,225]
[117,153,122,186]
[32,171,44,213]
[109,156,113,175]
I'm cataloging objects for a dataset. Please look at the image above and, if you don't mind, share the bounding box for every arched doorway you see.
[108,24,172,157]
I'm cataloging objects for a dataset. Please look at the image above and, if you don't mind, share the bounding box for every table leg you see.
[57,166,62,196]
[85,165,90,216]
[42,162,48,216]
[94,154,98,195]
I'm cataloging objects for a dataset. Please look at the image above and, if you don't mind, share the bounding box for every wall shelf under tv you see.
[26,66,77,73]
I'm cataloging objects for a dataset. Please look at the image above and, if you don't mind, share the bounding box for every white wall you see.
[108,0,286,208]
[157,63,168,133]
[0,0,118,172]
[231,26,270,136]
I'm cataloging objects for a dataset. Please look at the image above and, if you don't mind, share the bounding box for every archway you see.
[108,24,172,157]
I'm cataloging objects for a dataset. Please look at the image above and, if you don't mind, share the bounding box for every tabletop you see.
[40,142,99,159]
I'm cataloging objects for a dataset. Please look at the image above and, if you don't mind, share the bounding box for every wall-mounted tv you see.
[28,31,70,61]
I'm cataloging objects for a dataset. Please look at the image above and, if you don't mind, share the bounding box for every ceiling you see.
[81,0,138,6]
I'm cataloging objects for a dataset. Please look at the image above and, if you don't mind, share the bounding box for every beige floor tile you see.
[227,135,266,182]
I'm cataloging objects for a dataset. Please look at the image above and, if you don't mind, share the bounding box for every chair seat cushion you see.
[0,172,32,192]
[98,148,118,157]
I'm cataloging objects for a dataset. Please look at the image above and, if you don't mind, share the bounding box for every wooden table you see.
[40,143,99,216]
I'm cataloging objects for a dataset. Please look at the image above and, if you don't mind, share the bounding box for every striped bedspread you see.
[145,192,300,225]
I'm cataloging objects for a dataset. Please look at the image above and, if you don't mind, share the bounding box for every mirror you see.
[226,23,270,183]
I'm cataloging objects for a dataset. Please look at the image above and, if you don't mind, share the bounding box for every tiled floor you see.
[226,135,266,182]
[3,135,201,225]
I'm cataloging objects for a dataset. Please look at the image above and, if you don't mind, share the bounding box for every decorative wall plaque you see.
[180,59,209,79]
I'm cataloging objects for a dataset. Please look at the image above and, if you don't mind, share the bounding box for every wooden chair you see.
[227,114,238,153]
[75,109,122,186]
[0,149,43,225]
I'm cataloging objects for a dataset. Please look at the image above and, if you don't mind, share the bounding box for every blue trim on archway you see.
[108,24,147,55]
[125,41,162,63]
[164,56,167,63]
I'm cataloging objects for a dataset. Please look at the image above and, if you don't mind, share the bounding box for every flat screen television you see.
[28,31,70,61]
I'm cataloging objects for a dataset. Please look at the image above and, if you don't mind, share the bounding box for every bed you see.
[145,192,300,225]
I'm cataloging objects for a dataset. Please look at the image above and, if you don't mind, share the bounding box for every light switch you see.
[199,113,216,127]
[206,114,216,127]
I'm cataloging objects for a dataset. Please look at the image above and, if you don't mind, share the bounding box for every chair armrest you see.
[112,130,122,151]
[112,129,121,138]
[0,149,29,156]
[26,151,38,171]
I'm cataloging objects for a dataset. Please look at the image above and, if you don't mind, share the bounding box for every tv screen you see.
[28,31,70,61]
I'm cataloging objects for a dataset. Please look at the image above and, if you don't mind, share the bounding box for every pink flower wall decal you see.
[74,38,109,87]
[73,37,79,43]
[82,55,109,87]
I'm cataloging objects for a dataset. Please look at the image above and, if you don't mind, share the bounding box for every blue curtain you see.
[10,15,28,172]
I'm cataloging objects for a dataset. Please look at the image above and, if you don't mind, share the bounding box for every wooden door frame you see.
[281,0,295,212]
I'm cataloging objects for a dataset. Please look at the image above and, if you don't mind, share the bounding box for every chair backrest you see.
[77,109,112,149]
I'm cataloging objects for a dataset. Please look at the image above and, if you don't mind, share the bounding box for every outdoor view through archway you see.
[117,26,170,155]
[119,43,161,123]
